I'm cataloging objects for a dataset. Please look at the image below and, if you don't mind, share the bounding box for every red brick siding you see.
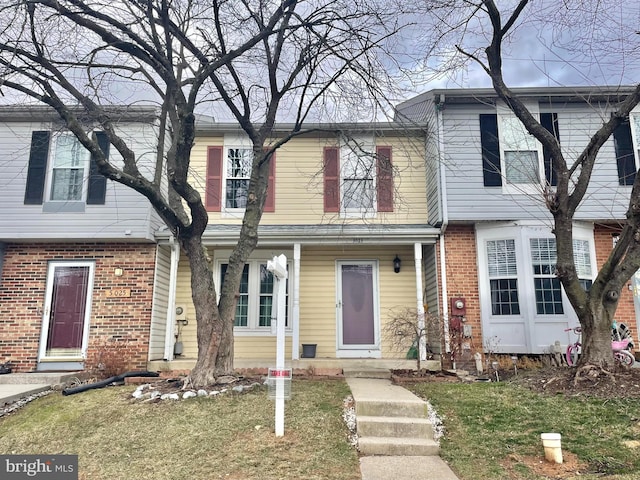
[438,225,481,367]
[593,224,638,337]
[0,243,156,372]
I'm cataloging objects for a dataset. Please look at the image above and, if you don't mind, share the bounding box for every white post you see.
[267,254,288,437]
[292,244,301,360]
[414,243,426,362]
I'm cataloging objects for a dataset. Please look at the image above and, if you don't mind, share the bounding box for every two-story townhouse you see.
[148,123,443,371]
[397,86,640,363]
[0,106,165,373]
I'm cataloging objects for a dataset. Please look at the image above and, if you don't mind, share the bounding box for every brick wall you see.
[0,243,157,372]
[593,224,638,338]
[439,225,481,368]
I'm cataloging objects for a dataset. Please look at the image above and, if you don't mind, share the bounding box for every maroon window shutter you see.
[324,147,340,212]
[206,146,223,211]
[264,151,276,212]
[377,146,393,212]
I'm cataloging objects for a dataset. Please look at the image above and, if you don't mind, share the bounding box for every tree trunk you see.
[576,302,616,368]
[180,234,222,387]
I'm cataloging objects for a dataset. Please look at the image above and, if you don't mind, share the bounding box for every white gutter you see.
[163,237,180,360]
[436,97,451,353]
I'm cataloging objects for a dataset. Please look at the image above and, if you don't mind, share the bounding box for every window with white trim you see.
[220,261,290,331]
[225,147,252,209]
[530,238,563,314]
[342,137,375,212]
[498,109,543,188]
[487,239,520,315]
[49,134,90,201]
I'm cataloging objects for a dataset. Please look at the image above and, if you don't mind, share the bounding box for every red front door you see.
[45,265,91,355]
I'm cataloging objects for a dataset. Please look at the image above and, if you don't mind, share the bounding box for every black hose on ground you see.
[62,371,160,396]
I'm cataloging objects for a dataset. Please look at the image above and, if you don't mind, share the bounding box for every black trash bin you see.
[301,344,317,358]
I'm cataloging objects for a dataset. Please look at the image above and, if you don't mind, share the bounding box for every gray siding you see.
[423,243,441,353]
[424,101,443,226]
[0,120,163,241]
[148,244,171,360]
[440,102,631,222]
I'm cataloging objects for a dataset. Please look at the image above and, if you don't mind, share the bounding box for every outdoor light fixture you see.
[393,255,401,273]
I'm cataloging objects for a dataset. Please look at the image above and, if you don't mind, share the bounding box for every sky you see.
[393,0,640,96]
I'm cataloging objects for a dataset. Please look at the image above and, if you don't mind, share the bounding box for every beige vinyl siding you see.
[173,245,422,360]
[300,245,418,359]
[191,134,428,226]
[148,245,171,360]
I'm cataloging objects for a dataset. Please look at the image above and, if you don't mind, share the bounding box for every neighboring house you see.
[0,106,164,372]
[397,86,640,361]
[148,123,441,370]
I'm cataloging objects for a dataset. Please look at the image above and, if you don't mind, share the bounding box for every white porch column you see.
[163,238,180,360]
[439,233,451,353]
[292,243,301,360]
[414,243,427,361]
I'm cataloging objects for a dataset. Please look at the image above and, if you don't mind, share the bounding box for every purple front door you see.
[45,265,91,355]
[339,263,376,347]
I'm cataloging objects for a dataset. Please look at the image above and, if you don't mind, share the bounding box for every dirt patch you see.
[503,452,588,480]
[393,365,640,400]
[507,365,640,399]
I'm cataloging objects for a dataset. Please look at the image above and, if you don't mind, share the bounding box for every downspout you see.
[292,243,301,360]
[163,237,180,360]
[435,96,451,354]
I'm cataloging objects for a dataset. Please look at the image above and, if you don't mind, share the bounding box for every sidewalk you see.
[346,376,461,480]
[0,384,50,405]
[0,372,78,405]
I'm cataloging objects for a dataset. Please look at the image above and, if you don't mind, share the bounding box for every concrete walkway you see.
[0,372,78,405]
[346,377,460,480]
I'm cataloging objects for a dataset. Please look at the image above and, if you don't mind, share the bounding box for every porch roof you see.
[156,223,440,246]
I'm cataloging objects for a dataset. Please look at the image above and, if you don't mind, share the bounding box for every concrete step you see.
[342,367,391,379]
[0,372,80,385]
[356,398,427,418]
[357,415,433,439]
[358,436,440,456]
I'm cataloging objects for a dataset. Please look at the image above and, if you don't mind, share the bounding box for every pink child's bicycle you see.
[565,322,635,367]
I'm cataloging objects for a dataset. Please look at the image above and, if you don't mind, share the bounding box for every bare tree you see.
[0,0,404,387]
[423,0,640,371]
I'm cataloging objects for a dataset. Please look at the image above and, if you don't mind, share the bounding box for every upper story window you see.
[500,115,541,186]
[50,134,90,201]
[205,139,275,214]
[24,130,109,210]
[480,106,560,190]
[323,137,393,216]
[614,114,640,186]
[225,147,252,209]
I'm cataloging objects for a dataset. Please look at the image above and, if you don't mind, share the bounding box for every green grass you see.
[410,381,640,480]
[0,380,360,480]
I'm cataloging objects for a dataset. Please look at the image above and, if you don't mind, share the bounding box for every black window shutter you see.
[87,131,109,205]
[24,131,51,205]
[613,118,636,186]
[540,112,560,186]
[479,114,502,186]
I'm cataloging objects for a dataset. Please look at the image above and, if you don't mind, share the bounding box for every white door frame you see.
[38,260,95,362]
[336,260,381,358]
